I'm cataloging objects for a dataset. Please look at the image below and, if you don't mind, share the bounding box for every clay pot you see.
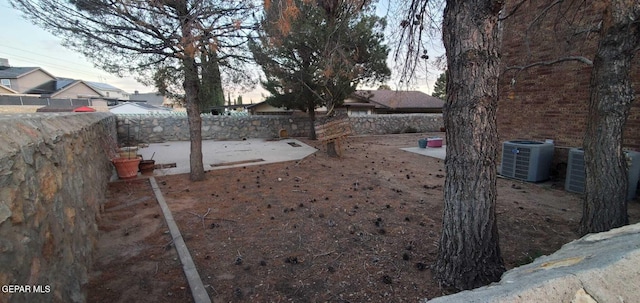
[139,160,156,175]
[112,157,141,179]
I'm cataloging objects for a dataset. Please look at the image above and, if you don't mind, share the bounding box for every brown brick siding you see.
[498,0,640,152]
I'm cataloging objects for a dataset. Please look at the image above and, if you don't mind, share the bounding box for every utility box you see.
[565,148,640,200]
[500,140,554,182]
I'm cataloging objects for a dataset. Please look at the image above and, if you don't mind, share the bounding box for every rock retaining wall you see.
[0,113,115,303]
[423,223,640,303]
[116,113,444,143]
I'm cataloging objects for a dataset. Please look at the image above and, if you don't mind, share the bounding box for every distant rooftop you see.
[0,66,41,78]
[86,81,124,92]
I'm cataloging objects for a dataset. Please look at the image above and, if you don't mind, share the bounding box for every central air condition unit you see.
[565,148,640,200]
[500,140,554,182]
[565,148,585,193]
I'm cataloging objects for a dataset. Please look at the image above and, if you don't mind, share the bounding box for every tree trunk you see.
[581,1,639,235]
[177,1,205,181]
[183,56,205,181]
[308,101,317,140]
[433,0,505,291]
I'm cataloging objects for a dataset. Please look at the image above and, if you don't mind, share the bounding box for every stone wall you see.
[0,113,115,303]
[424,223,640,303]
[349,114,443,136]
[116,113,443,143]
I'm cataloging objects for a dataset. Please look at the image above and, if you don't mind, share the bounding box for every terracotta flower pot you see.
[112,157,141,179]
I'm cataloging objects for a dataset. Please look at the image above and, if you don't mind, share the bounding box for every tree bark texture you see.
[184,56,205,181]
[581,1,639,235]
[308,100,318,141]
[434,0,505,290]
[178,2,205,182]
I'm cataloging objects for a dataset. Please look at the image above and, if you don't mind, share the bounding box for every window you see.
[0,79,10,88]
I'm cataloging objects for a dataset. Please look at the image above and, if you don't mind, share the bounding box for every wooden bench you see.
[315,118,352,156]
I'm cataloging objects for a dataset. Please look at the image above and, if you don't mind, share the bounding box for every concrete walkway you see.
[401,145,447,160]
[136,138,317,176]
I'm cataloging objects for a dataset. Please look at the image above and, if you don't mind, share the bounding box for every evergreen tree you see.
[432,71,447,100]
[250,0,390,140]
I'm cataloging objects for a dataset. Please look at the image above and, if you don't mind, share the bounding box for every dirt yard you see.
[87,133,640,303]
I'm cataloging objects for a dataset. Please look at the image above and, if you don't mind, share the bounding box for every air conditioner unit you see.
[565,148,640,200]
[565,148,585,194]
[500,140,554,182]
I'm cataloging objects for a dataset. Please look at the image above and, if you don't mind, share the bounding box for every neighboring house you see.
[498,1,640,151]
[26,78,103,99]
[130,91,178,108]
[344,90,444,115]
[247,101,295,115]
[109,102,173,114]
[247,101,328,116]
[86,81,130,100]
[247,90,443,116]
[0,59,56,93]
[0,84,18,94]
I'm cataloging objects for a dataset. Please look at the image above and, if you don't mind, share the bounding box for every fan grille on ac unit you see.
[514,147,532,180]
[500,140,554,182]
[565,149,640,200]
[565,148,585,193]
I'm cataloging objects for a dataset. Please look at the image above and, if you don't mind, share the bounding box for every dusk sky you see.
[0,0,442,102]
[0,0,155,94]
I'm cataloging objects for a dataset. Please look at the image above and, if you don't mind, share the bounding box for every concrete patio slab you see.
[401,145,447,160]
[136,138,317,176]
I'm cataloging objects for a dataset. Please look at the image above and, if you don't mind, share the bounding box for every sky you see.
[0,0,443,103]
[0,0,155,94]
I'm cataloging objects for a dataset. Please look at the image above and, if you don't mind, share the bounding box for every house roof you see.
[86,81,125,92]
[36,105,96,112]
[245,100,269,109]
[109,102,172,114]
[0,66,55,79]
[26,78,103,97]
[351,90,444,110]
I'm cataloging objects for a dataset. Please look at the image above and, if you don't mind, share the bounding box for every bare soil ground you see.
[87,133,640,303]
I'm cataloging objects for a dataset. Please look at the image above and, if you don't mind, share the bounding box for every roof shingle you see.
[353,90,444,109]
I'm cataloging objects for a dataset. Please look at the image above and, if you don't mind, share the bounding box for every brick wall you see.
[498,1,640,151]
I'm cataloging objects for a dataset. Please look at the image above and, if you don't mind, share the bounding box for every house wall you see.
[130,92,166,106]
[498,1,640,151]
[14,70,55,93]
[249,102,293,115]
[0,85,15,94]
[99,90,129,100]
[0,113,115,303]
[53,83,102,99]
[115,113,443,143]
